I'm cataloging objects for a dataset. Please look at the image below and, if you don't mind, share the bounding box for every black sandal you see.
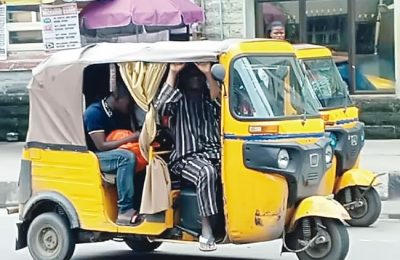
[116,212,144,227]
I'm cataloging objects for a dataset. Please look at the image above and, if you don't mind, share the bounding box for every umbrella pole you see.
[136,25,139,42]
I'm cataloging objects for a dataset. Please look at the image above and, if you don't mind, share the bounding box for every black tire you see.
[296,219,349,260]
[342,187,382,227]
[125,238,162,253]
[27,212,76,260]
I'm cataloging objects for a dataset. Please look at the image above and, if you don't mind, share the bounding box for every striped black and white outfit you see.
[155,83,221,217]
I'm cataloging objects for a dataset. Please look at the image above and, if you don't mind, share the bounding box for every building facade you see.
[195,0,398,97]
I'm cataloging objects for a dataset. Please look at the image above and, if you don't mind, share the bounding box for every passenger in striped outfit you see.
[155,62,221,251]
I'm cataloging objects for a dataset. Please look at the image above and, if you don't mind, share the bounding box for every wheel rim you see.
[36,225,61,257]
[305,229,332,259]
[348,192,369,219]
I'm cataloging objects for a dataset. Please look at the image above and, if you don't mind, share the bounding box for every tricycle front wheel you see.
[338,187,381,227]
[296,218,349,260]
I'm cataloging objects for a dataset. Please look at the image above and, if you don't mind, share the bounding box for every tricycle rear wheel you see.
[27,212,75,260]
[125,238,162,253]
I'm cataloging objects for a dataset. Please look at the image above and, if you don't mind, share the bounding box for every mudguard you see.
[334,168,380,194]
[20,191,80,228]
[288,196,350,232]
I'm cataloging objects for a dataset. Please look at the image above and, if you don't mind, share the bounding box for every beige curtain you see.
[118,62,167,160]
[139,155,171,214]
[119,62,171,214]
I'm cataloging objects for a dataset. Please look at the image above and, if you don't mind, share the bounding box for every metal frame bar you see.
[348,0,356,94]
[299,0,306,43]
[395,0,400,98]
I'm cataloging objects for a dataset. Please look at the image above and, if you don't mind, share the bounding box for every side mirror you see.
[211,64,226,83]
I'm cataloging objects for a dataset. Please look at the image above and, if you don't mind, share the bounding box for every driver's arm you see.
[89,131,139,152]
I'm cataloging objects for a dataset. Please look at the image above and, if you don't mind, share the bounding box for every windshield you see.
[301,58,351,108]
[230,56,319,119]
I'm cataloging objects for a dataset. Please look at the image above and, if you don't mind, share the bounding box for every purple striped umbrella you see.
[81,0,204,29]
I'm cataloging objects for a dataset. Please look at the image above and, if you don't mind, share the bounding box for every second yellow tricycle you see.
[295,44,382,227]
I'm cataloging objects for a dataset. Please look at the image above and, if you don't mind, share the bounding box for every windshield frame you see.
[298,57,355,110]
[228,53,321,122]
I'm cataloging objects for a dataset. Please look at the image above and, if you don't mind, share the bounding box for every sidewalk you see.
[359,140,400,200]
[0,142,23,207]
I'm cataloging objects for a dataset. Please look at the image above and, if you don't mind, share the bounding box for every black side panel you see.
[18,160,32,204]
[328,122,364,174]
[179,187,202,234]
[244,138,331,206]
[26,142,88,152]
[15,222,28,250]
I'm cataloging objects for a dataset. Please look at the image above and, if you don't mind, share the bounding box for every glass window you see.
[306,0,348,51]
[230,56,319,119]
[256,1,300,43]
[0,71,31,95]
[355,0,395,92]
[7,11,40,23]
[301,58,351,108]
[8,30,43,44]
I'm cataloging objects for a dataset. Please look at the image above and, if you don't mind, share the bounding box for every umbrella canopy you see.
[81,0,204,30]
[5,0,96,6]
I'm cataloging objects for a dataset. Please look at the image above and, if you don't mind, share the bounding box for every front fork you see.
[341,173,385,211]
[283,217,330,253]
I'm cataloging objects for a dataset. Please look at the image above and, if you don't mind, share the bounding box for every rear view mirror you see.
[211,64,226,83]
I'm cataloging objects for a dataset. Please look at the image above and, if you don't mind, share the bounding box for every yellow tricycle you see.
[295,44,382,227]
[16,39,350,260]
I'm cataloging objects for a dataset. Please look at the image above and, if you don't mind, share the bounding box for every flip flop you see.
[199,235,217,252]
[116,212,144,227]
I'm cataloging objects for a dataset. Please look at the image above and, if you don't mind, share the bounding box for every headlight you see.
[325,145,333,164]
[277,149,290,169]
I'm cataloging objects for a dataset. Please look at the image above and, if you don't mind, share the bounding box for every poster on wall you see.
[40,3,81,51]
[0,4,7,60]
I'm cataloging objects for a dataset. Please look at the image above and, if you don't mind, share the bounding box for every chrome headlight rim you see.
[325,145,334,164]
[277,149,290,169]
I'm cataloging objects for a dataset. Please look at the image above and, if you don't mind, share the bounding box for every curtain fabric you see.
[119,62,170,214]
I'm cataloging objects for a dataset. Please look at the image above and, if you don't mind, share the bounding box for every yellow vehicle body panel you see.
[24,148,169,235]
[288,196,351,231]
[293,44,332,60]
[317,157,337,196]
[334,168,380,194]
[320,107,359,129]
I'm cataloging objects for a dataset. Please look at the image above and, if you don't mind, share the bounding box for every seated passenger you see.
[155,62,221,252]
[83,82,141,226]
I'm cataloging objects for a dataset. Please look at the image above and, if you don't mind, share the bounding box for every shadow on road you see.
[74,251,276,260]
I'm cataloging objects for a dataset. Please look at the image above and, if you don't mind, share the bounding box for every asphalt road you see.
[1,210,400,260]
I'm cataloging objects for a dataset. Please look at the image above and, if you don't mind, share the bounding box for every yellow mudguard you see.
[334,168,380,194]
[288,196,350,232]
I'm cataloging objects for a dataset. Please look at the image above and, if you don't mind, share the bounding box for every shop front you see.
[254,0,397,95]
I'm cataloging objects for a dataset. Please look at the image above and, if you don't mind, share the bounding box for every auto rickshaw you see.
[294,44,382,227]
[16,39,350,260]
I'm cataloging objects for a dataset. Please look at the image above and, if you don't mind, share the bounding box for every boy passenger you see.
[84,82,141,226]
